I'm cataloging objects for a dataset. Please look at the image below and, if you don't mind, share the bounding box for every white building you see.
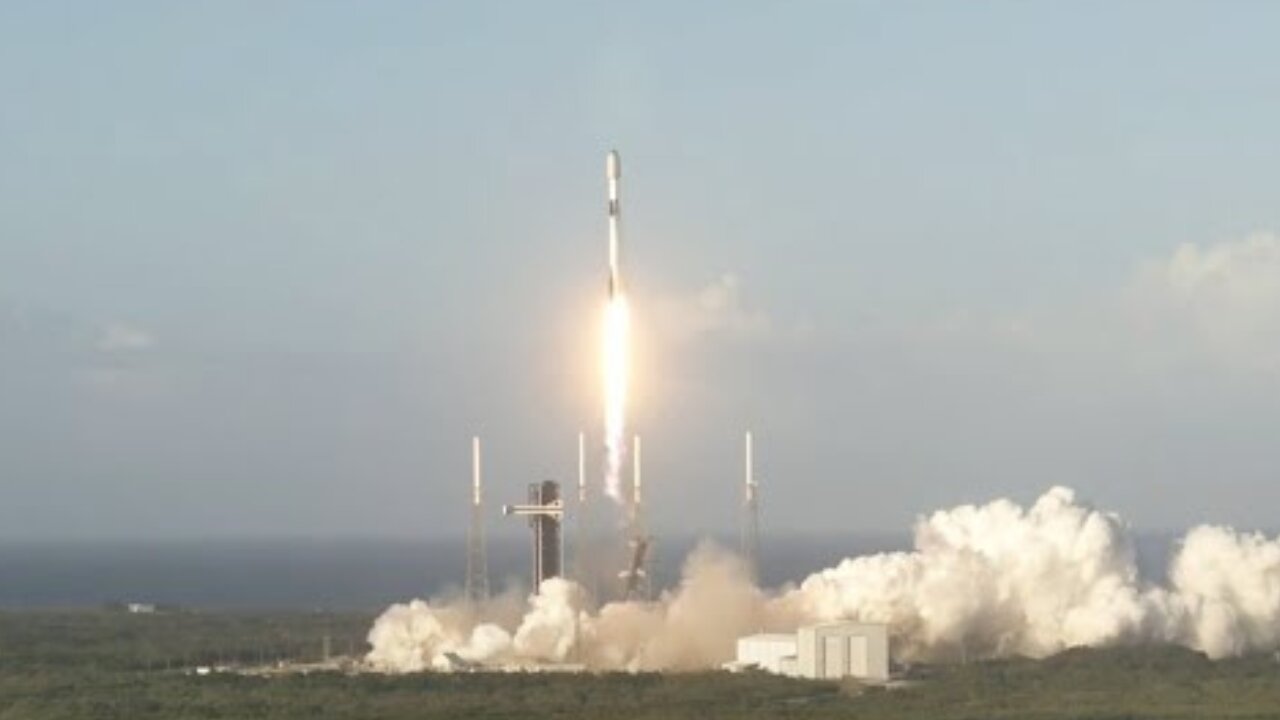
[733,622,889,682]
[734,633,797,674]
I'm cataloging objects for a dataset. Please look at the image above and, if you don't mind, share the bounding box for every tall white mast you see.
[465,436,490,602]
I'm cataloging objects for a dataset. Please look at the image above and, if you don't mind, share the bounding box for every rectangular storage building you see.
[733,622,889,682]
[796,623,889,681]
[735,634,798,674]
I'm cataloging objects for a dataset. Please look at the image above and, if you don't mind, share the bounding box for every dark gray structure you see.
[504,480,564,593]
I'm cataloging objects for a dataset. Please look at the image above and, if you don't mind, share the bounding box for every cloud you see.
[642,235,1280,385]
[912,232,1280,377]
[96,322,156,353]
[1124,232,1280,372]
[654,273,773,343]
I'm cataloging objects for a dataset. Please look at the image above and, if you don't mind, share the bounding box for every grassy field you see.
[2,610,1280,719]
[0,609,373,672]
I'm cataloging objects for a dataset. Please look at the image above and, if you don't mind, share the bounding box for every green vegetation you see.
[2,611,1280,719]
[0,610,372,672]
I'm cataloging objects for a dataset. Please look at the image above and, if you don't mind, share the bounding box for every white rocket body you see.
[472,436,482,507]
[607,150,622,298]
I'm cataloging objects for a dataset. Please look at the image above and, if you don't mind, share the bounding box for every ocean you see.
[0,533,1176,611]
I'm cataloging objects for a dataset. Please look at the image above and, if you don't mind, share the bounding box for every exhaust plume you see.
[367,487,1280,671]
[602,295,630,502]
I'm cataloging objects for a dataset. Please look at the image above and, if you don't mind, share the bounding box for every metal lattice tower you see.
[741,431,760,583]
[572,431,595,595]
[622,434,653,600]
[465,436,490,603]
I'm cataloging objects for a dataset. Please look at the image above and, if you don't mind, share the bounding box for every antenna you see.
[465,436,490,603]
[741,431,760,582]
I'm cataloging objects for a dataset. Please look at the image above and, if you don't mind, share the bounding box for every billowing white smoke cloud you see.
[367,546,773,672]
[778,487,1157,659]
[1168,525,1280,658]
[511,578,586,662]
[367,487,1280,671]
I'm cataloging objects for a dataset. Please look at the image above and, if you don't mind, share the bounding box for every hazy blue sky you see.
[3,1,1280,539]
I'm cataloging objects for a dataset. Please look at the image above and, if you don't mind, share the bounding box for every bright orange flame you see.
[603,294,630,501]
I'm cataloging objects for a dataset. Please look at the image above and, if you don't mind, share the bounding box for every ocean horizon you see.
[0,532,1179,612]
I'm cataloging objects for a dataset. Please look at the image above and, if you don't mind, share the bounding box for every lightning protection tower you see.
[465,436,490,603]
[572,431,598,597]
[621,434,653,600]
[741,431,760,583]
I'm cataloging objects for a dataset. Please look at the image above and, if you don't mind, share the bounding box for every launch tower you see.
[505,480,565,593]
[741,431,760,582]
[465,436,490,603]
[621,434,653,600]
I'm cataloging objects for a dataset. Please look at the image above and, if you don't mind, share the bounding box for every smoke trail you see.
[602,295,630,502]
[367,487,1280,671]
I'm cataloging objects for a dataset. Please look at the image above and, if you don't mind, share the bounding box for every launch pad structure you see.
[504,481,565,593]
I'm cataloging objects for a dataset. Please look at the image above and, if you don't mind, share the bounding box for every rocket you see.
[607,149,622,298]
[472,436,482,508]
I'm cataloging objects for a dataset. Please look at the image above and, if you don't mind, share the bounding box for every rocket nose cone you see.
[606,150,620,180]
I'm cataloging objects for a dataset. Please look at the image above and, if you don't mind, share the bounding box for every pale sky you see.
[2,1,1279,539]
